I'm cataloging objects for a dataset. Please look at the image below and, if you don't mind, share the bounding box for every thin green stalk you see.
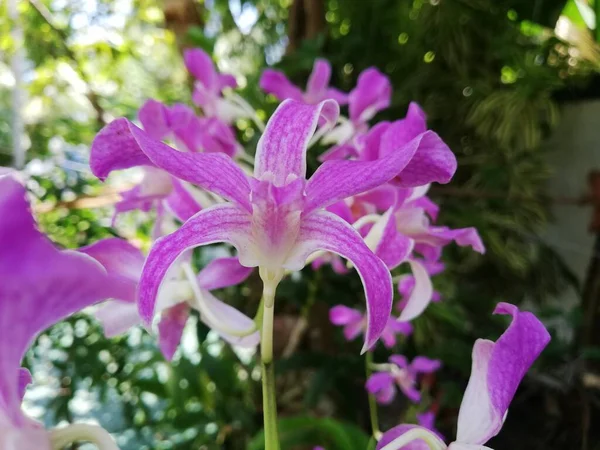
[365,351,381,439]
[259,268,283,450]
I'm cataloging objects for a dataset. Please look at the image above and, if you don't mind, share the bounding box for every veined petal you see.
[95,300,142,338]
[292,211,392,351]
[254,99,339,185]
[158,303,189,361]
[306,59,331,100]
[197,289,260,347]
[374,209,415,270]
[398,260,434,322]
[259,69,304,101]
[91,119,252,211]
[305,132,430,214]
[196,257,254,291]
[0,177,117,426]
[138,204,252,324]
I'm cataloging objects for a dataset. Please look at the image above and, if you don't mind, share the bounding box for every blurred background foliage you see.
[2,0,600,449]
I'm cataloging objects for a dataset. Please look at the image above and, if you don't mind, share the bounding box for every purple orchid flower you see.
[417,411,445,442]
[80,238,259,360]
[184,48,253,123]
[0,176,120,448]
[376,303,551,450]
[366,355,441,405]
[330,305,413,349]
[90,98,456,350]
[260,58,348,105]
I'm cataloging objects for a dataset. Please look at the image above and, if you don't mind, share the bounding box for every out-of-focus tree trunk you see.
[287,0,325,54]
[163,0,204,51]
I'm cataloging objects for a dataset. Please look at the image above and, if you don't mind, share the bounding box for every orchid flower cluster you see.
[0,49,551,450]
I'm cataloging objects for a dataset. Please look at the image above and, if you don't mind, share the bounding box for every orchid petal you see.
[305,131,432,213]
[382,128,456,187]
[455,303,550,445]
[306,59,331,100]
[448,444,493,450]
[366,372,396,404]
[377,425,441,450]
[196,257,253,291]
[0,177,116,426]
[374,209,415,270]
[349,67,392,123]
[329,305,363,325]
[293,211,392,351]
[138,204,252,324]
[389,355,409,369]
[138,99,171,140]
[79,238,145,302]
[198,289,260,347]
[254,99,339,185]
[95,300,142,337]
[411,356,442,374]
[165,179,202,222]
[158,303,189,361]
[398,260,434,322]
[184,48,218,89]
[259,69,304,101]
[17,369,31,403]
[91,119,252,211]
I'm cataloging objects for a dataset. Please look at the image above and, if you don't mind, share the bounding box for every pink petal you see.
[389,355,409,369]
[329,305,363,326]
[199,289,260,347]
[138,99,171,140]
[402,385,422,403]
[95,300,142,337]
[366,372,396,405]
[17,369,32,403]
[412,196,440,221]
[398,260,434,322]
[325,88,349,105]
[305,131,435,214]
[164,179,202,222]
[378,425,436,450]
[184,48,218,90]
[456,303,550,445]
[386,130,457,187]
[411,356,442,374]
[254,99,339,185]
[306,59,331,101]
[91,118,252,212]
[349,67,392,123]
[218,73,238,90]
[196,256,253,291]
[158,303,189,361]
[138,204,252,324]
[295,211,393,352]
[375,209,415,270]
[259,69,304,101]
[79,238,145,302]
[0,177,117,426]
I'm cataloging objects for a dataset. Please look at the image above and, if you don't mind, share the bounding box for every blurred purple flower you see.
[366,355,441,405]
[330,305,412,349]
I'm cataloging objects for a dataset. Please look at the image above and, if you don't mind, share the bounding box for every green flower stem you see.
[365,351,381,440]
[259,268,284,450]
